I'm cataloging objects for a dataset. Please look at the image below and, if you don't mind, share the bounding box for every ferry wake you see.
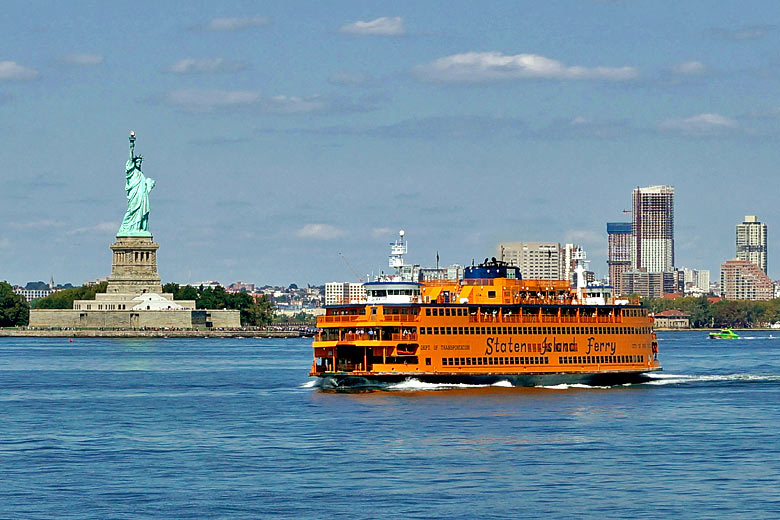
[310,232,661,390]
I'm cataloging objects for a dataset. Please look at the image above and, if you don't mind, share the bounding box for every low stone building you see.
[29,235,241,330]
[652,309,691,329]
[28,230,240,331]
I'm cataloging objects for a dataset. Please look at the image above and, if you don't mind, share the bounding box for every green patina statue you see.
[117,131,155,237]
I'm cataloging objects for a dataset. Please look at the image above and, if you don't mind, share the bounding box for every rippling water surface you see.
[2,332,780,519]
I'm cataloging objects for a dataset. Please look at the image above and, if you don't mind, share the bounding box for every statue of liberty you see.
[118,131,155,236]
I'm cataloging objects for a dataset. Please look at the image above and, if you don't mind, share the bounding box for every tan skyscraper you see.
[631,185,675,273]
[736,215,767,274]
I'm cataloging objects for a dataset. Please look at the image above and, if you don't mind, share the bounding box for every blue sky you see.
[3,1,780,286]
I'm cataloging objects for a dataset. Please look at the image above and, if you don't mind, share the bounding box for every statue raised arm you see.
[117,132,155,237]
[129,132,136,161]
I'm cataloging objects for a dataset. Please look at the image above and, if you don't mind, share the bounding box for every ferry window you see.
[488,291,496,298]
[426,358,431,366]
[458,327,464,335]
[460,358,466,365]
[446,327,452,335]
[454,358,460,366]
[442,358,448,366]
[426,327,432,335]
[433,327,439,334]
[466,358,472,365]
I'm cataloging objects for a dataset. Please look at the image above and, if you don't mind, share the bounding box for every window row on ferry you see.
[442,356,549,367]
[559,355,644,364]
[420,325,652,336]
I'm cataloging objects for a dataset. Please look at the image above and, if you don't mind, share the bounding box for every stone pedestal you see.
[106,236,163,294]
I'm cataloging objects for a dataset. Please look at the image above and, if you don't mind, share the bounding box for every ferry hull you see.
[315,368,661,390]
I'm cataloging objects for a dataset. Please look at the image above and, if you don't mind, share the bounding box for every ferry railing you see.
[382,315,420,322]
[319,315,361,323]
[461,313,624,324]
[579,316,614,323]
[391,333,418,341]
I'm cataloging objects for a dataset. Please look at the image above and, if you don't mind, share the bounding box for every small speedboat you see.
[709,328,739,339]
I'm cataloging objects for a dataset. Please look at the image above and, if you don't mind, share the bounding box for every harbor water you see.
[1,332,779,519]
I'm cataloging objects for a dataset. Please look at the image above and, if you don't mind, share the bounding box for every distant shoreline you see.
[0,329,303,339]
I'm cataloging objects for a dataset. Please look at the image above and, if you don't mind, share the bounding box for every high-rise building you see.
[607,222,632,293]
[682,267,710,295]
[324,282,366,305]
[499,242,561,280]
[720,259,773,301]
[560,243,584,285]
[620,269,677,298]
[631,185,674,272]
[736,215,767,274]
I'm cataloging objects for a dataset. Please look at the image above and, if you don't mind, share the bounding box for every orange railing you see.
[318,315,361,323]
[381,315,420,322]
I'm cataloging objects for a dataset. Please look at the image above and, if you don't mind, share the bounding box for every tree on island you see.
[162,283,275,326]
[0,281,30,327]
[31,282,108,309]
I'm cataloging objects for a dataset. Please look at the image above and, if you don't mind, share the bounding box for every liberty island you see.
[27,133,241,331]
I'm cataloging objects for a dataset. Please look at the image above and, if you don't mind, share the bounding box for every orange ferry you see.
[310,236,660,389]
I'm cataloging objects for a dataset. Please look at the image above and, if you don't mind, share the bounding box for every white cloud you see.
[207,17,270,31]
[340,16,405,36]
[165,89,261,112]
[60,54,104,66]
[169,58,243,74]
[9,219,63,230]
[564,230,603,244]
[67,222,117,235]
[328,71,369,85]
[266,95,326,114]
[164,89,364,114]
[711,24,776,41]
[371,227,394,238]
[295,224,346,240]
[659,113,738,135]
[670,61,706,76]
[0,61,39,81]
[415,52,638,82]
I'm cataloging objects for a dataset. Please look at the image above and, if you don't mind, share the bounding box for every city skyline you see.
[3,2,780,286]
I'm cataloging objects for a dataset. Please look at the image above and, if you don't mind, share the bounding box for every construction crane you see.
[339,252,363,282]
